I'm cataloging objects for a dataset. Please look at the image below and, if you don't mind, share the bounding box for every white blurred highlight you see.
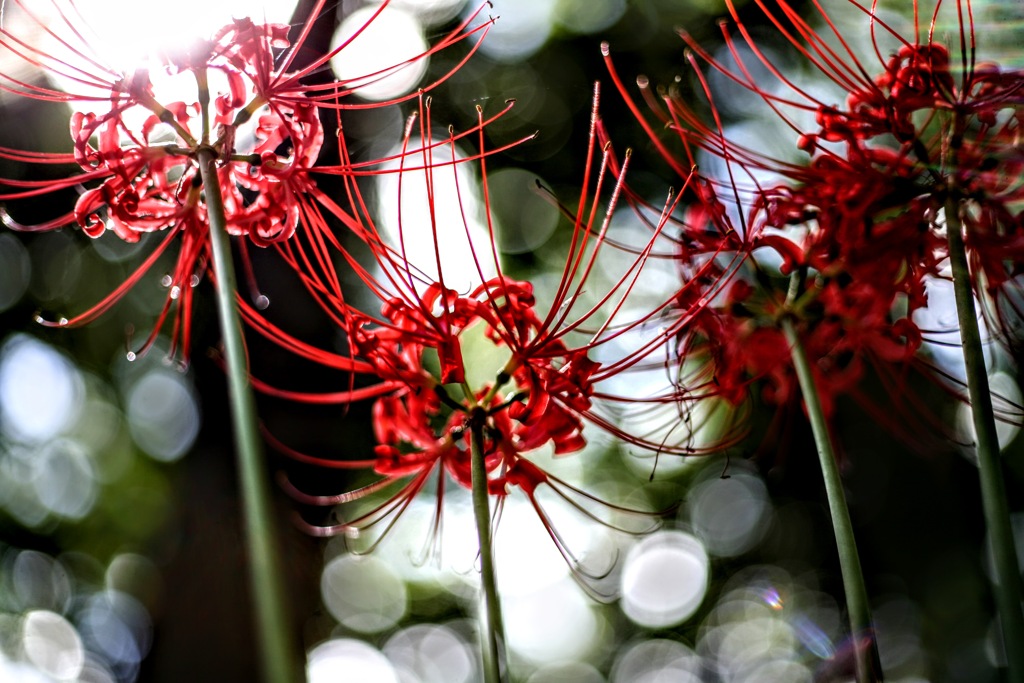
[699,570,843,681]
[0,549,147,683]
[366,495,479,585]
[21,611,84,680]
[77,591,151,676]
[494,497,574,596]
[957,370,1022,454]
[611,639,703,683]
[32,441,97,520]
[376,139,496,294]
[331,6,429,101]
[383,624,475,683]
[392,0,470,26]
[124,370,200,463]
[688,468,772,557]
[307,639,399,683]
[3,0,299,77]
[620,531,709,628]
[913,274,992,380]
[0,335,82,445]
[11,551,72,614]
[504,579,599,665]
[320,554,407,633]
[465,0,554,61]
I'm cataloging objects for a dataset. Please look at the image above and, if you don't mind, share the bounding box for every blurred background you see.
[0,0,1023,681]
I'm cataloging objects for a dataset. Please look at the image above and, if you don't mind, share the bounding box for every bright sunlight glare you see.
[59,0,300,69]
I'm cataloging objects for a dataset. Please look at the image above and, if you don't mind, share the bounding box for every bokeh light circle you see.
[688,469,772,557]
[466,0,555,61]
[77,591,151,678]
[21,610,85,680]
[32,440,97,520]
[504,579,599,664]
[711,617,799,680]
[331,6,428,101]
[106,554,162,611]
[320,554,407,633]
[620,530,709,628]
[487,168,560,255]
[11,550,72,613]
[0,335,82,445]
[383,623,475,683]
[554,0,626,34]
[124,370,200,463]
[392,0,468,26]
[611,638,703,683]
[307,639,399,683]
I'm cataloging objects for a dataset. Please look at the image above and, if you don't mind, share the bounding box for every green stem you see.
[945,196,1024,682]
[781,314,881,683]
[469,409,508,683]
[198,147,302,683]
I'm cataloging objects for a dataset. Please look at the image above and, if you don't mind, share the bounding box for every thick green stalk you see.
[198,147,301,683]
[469,409,508,683]
[945,197,1024,682]
[781,315,881,683]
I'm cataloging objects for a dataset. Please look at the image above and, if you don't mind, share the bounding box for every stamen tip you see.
[600,41,611,56]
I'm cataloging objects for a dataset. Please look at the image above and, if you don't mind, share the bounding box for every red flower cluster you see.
[605,0,1023,441]
[0,0,490,362]
[258,87,721,583]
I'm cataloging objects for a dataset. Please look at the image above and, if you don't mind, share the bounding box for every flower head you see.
[601,0,1024,448]
[0,0,493,362]
[262,85,710,589]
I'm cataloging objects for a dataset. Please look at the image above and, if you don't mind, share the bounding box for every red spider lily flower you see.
[602,0,1024,451]
[766,1,1024,346]
[673,253,962,455]
[0,0,495,363]
[260,85,724,590]
[665,168,967,452]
